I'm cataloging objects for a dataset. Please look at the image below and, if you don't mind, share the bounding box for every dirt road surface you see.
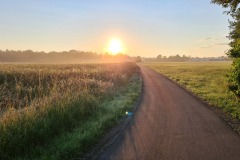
[98,65,240,160]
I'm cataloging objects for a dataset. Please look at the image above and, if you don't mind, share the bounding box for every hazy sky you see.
[0,0,230,57]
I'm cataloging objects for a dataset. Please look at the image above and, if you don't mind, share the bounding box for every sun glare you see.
[108,38,123,55]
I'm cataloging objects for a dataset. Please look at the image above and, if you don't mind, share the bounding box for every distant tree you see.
[212,0,240,98]
[134,56,142,63]
[157,54,162,60]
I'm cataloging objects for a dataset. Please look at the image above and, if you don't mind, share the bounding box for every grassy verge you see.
[31,75,141,160]
[0,63,142,159]
[144,62,240,120]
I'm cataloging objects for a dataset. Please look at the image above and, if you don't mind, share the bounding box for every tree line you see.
[142,54,230,62]
[0,50,130,63]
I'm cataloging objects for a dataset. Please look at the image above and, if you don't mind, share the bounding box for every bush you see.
[228,58,240,98]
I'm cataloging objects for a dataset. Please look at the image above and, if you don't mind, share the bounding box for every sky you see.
[0,0,231,57]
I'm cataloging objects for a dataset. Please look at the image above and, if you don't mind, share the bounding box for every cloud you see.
[204,37,212,40]
[214,43,228,46]
[194,36,229,51]
[200,42,228,49]
[198,37,212,43]
[200,44,215,48]
[198,36,229,43]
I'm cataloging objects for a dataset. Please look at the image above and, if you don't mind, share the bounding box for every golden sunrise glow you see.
[108,38,123,55]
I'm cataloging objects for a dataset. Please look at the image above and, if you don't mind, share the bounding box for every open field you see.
[0,63,141,159]
[144,62,240,121]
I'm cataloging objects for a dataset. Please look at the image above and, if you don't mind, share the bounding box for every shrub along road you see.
[98,65,240,160]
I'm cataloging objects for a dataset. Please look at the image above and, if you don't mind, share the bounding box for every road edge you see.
[79,66,144,160]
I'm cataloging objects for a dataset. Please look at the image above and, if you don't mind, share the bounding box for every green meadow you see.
[144,62,240,120]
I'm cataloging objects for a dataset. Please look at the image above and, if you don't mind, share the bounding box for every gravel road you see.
[98,65,240,160]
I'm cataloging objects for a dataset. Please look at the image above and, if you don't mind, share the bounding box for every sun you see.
[108,38,123,55]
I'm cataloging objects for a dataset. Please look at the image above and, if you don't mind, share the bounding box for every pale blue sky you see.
[0,0,230,57]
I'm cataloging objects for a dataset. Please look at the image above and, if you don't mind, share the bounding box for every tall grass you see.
[0,63,141,159]
[144,62,240,120]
